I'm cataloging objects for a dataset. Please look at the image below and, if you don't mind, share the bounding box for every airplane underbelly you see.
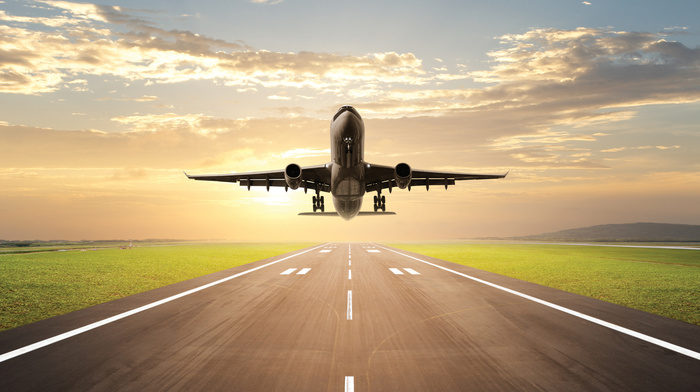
[330,163,365,220]
[333,196,363,221]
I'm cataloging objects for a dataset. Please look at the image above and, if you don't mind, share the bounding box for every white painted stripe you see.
[376,245,700,361]
[345,376,354,392]
[0,243,329,364]
[281,268,297,275]
[368,249,380,253]
[404,268,420,275]
[389,268,404,275]
[347,290,353,320]
[348,259,351,266]
[320,250,331,253]
[297,268,311,275]
[348,270,352,280]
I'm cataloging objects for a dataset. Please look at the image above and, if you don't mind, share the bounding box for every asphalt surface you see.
[1,243,699,391]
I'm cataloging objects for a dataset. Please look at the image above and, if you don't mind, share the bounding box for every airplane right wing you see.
[364,163,507,192]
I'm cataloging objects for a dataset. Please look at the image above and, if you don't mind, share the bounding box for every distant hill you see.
[507,223,700,242]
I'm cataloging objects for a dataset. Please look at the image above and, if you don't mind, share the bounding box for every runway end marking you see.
[281,268,297,275]
[0,243,329,364]
[297,268,311,275]
[347,290,353,320]
[377,244,700,361]
[345,376,354,392]
[389,268,404,275]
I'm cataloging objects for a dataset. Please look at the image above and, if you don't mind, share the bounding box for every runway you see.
[1,243,698,391]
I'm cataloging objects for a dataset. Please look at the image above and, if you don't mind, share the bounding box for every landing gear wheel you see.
[374,191,387,212]
[312,193,324,212]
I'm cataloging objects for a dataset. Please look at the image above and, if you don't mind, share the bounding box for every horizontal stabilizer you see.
[299,211,396,216]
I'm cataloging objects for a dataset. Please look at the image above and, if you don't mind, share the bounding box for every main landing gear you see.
[312,193,325,212]
[373,190,386,212]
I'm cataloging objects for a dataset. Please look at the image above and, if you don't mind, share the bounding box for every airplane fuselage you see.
[330,106,366,220]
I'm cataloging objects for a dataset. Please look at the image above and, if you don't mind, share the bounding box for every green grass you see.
[0,243,312,331]
[3,242,698,331]
[387,243,700,325]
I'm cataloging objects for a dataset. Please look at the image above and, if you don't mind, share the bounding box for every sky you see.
[1,0,699,242]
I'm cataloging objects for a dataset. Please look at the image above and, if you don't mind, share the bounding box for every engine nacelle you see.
[285,163,302,190]
[394,162,412,189]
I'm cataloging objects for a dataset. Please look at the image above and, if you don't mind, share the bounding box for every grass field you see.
[0,243,312,331]
[1,242,698,332]
[388,243,700,326]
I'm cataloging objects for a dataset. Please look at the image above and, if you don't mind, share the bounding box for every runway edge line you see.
[376,244,700,361]
[0,243,329,363]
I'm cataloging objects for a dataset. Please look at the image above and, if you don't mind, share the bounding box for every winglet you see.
[183,171,192,179]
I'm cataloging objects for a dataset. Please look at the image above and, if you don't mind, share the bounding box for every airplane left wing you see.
[185,164,331,193]
[364,163,507,192]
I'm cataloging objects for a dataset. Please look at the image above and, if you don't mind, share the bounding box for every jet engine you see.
[394,163,412,189]
[285,163,302,190]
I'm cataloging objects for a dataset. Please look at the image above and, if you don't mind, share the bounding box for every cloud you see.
[0,2,458,95]
[249,0,285,4]
[601,145,680,153]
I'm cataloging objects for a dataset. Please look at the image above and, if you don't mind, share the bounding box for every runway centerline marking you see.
[347,290,353,320]
[0,243,329,364]
[348,270,352,280]
[376,244,700,361]
[345,376,354,392]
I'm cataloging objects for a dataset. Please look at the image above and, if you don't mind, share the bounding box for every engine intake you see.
[394,163,412,189]
[285,163,302,190]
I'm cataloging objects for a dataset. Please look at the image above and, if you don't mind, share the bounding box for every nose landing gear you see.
[373,190,386,212]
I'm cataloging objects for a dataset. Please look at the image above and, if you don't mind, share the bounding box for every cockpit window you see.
[332,105,361,122]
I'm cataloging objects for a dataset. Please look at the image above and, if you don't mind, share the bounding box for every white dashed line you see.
[348,270,352,280]
[345,376,354,392]
[389,268,404,275]
[368,249,380,253]
[404,268,420,275]
[320,250,332,253]
[297,268,311,275]
[347,290,353,320]
[281,268,297,275]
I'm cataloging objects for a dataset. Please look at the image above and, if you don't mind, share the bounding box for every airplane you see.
[185,105,507,220]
